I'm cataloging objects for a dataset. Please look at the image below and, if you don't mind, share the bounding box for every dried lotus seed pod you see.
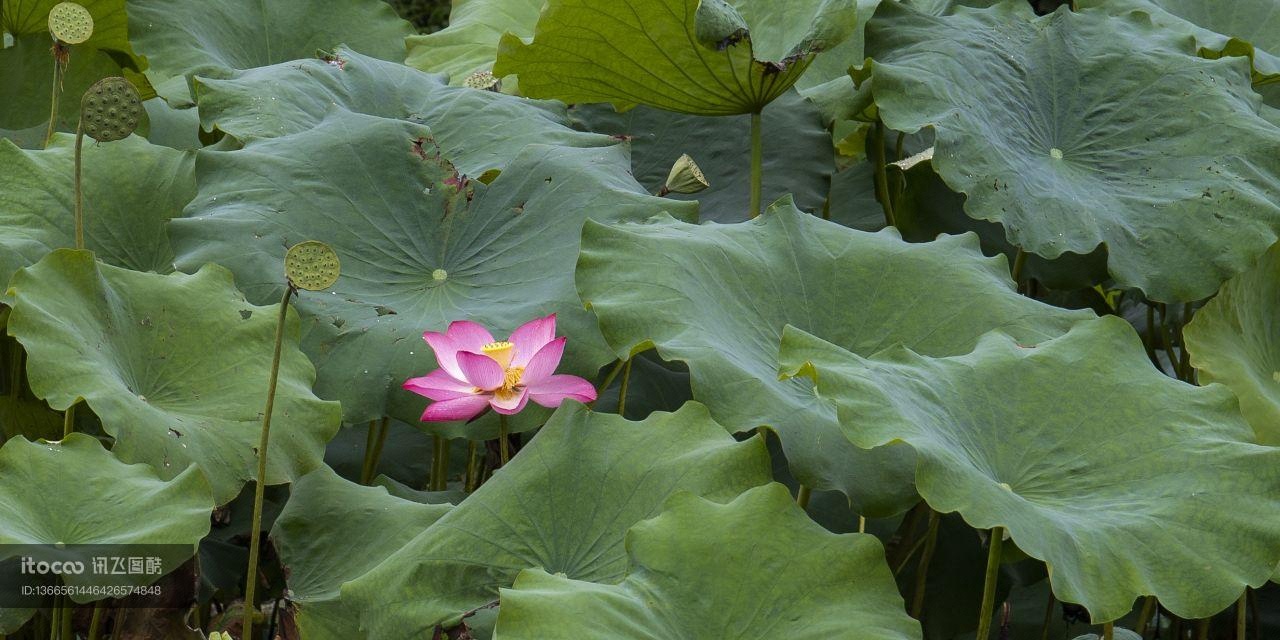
[285,241,341,291]
[463,70,501,92]
[661,153,710,195]
[48,2,93,45]
[80,77,142,142]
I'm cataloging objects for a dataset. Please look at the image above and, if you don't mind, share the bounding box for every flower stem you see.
[872,120,896,227]
[593,359,626,406]
[87,601,104,640]
[975,526,1005,640]
[1102,622,1114,640]
[749,110,763,218]
[1237,591,1247,640]
[59,596,70,640]
[498,414,510,466]
[1039,589,1055,640]
[242,284,295,640]
[616,357,633,417]
[1135,596,1156,637]
[360,420,378,484]
[432,435,451,491]
[73,118,84,250]
[464,440,479,493]
[910,510,941,618]
[44,50,65,149]
[795,484,811,509]
[1011,249,1027,288]
[62,402,75,437]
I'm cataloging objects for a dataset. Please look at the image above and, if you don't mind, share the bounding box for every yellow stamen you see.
[482,341,515,368]
[501,367,524,393]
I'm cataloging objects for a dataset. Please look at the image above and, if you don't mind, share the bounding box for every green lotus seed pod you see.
[463,70,501,92]
[80,77,142,142]
[48,2,93,45]
[662,154,710,195]
[285,241,341,291]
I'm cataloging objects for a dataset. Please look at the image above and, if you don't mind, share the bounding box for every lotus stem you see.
[1011,249,1027,288]
[975,526,1005,640]
[749,111,763,218]
[360,420,378,484]
[73,118,84,250]
[1039,589,1055,640]
[795,484,811,509]
[87,601,104,640]
[872,120,896,227]
[44,47,66,148]
[62,401,75,437]
[465,440,479,493]
[432,435,450,490]
[498,413,510,466]
[1196,618,1209,640]
[59,596,70,640]
[1135,596,1156,636]
[243,284,296,640]
[589,358,626,409]
[1102,621,1113,640]
[1237,591,1247,640]
[616,357,633,417]
[910,510,941,618]
[48,595,60,640]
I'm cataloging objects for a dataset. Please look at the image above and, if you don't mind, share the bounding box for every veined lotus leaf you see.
[404,0,543,84]
[495,484,921,640]
[126,0,413,102]
[272,466,452,640]
[779,316,1280,622]
[568,89,832,222]
[1079,0,1280,89]
[5,250,342,504]
[170,109,694,428]
[864,1,1280,302]
[0,433,212,604]
[493,0,856,115]
[339,402,771,638]
[0,133,195,304]
[575,198,1091,514]
[192,46,611,178]
[0,0,147,134]
[1184,243,1280,445]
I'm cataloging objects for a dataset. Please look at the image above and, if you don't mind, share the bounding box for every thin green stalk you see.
[975,526,1005,640]
[1039,590,1056,640]
[62,402,75,437]
[910,510,940,618]
[1103,622,1114,640]
[749,111,763,218]
[892,130,907,208]
[242,284,295,640]
[434,436,451,491]
[1135,596,1156,637]
[49,595,62,640]
[464,440,479,493]
[1011,249,1027,288]
[59,597,70,640]
[44,50,65,148]
[430,435,444,490]
[795,485,811,509]
[589,359,626,409]
[7,342,21,399]
[359,420,378,484]
[1237,592,1247,640]
[368,417,389,482]
[1196,619,1209,640]
[1158,303,1176,375]
[1142,305,1160,367]
[872,120,896,227]
[617,357,633,417]
[73,118,85,249]
[87,601,104,640]
[498,414,510,466]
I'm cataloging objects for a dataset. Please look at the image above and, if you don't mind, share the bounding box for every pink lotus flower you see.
[403,314,598,422]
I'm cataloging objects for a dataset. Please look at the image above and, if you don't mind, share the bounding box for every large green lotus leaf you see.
[192,46,611,178]
[779,316,1280,622]
[864,1,1280,302]
[1184,243,1280,445]
[126,0,414,102]
[576,198,1091,514]
[1079,0,1280,88]
[0,0,146,134]
[171,109,693,427]
[339,402,771,638]
[493,0,855,115]
[5,250,342,504]
[0,133,194,302]
[404,0,543,84]
[495,484,920,639]
[0,433,212,596]
[568,89,832,222]
[273,466,451,640]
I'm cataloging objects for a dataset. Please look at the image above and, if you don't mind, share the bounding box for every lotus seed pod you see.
[662,154,710,195]
[463,70,501,92]
[80,77,142,142]
[285,241,341,291]
[48,2,93,44]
